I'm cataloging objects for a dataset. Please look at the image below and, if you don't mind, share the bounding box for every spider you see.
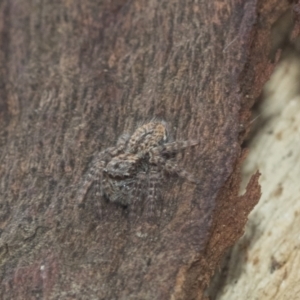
[76,121,198,217]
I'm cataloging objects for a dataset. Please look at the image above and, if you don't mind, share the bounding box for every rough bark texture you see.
[0,0,289,299]
[212,5,300,298]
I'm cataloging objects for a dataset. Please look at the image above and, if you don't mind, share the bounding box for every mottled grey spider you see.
[76,121,198,216]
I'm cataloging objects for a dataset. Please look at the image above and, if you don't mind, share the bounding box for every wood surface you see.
[212,4,300,299]
[0,0,290,299]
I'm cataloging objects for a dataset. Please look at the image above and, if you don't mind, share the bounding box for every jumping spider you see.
[76,121,198,217]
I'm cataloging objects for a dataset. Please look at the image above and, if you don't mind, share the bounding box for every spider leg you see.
[145,169,162,218]
[76,155,105,205]
[152,140,199,156]
[104,133,130,157]
[148,149,166,165]
[148,140,199,183]
[164,160,198,183]
[130,171,147,216]
[94,178,105,217]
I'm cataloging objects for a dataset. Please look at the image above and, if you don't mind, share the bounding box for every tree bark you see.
[0,0,288,299]
[210,3,300,299]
